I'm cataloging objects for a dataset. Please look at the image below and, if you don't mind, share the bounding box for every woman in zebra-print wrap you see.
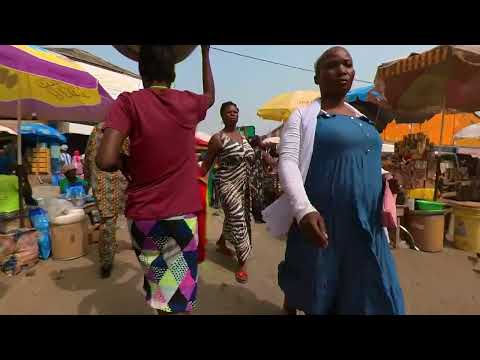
[201,101,255,283]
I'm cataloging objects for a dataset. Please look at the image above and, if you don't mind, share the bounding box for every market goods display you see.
[0,230,39,276]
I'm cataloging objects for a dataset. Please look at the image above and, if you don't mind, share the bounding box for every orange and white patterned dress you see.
[84,123,129,267]
[84,124,129,218]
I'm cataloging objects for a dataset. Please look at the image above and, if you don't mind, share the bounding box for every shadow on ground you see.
[205,243,238,273]
[0,282,8,299]
[196,277,282,315]
[49,251,153,315]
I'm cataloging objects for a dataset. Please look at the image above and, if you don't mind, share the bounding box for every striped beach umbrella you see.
[375,45,480,144]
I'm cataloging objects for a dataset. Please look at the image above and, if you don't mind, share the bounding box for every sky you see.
[51,45,435,135]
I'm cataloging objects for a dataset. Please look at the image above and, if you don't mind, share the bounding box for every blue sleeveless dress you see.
[278,112,405,315]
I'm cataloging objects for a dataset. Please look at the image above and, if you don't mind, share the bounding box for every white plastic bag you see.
[39,198,75,222]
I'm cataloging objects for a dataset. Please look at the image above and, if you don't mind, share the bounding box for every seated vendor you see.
[0,144,15,175]
[0,164,37,215]
[59,164,88,195]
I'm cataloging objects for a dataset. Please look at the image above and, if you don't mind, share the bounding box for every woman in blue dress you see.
[274,47,405,315]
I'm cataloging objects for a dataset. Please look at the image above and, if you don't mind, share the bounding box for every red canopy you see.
[196,137,208,147]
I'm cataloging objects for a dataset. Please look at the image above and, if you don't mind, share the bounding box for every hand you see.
[299,211,328,248]
[119,153,132,182]
[388,178,401,195]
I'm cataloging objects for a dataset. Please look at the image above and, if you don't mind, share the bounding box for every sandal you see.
[235,270,248,284]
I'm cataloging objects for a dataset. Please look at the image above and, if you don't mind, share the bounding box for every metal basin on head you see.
[113,45,197,64]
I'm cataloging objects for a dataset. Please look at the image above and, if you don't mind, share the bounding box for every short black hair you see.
[314,46,351,75]
[220,101,239,116]
[139,45,176,85]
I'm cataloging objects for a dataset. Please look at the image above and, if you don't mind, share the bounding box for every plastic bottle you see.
[29,208,51,260]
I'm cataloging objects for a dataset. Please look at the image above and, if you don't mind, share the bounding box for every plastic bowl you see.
[415,199,445,211]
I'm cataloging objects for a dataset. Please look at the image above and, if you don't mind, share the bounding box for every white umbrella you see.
[382,143,395,153]
[0,125,17,135]
[195,131,211,143]
[454,124,480,139]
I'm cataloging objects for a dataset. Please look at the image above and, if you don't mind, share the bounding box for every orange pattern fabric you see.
[381,113,480,146]
[84,124,129,218]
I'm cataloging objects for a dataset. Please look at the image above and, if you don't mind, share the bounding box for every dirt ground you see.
[1,185,480,315]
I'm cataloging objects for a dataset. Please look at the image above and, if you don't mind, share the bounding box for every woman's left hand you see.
[388,178,401,195]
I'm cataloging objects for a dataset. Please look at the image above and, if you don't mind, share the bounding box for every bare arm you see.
[201,45,215,108]
[83,128,95,184]
[200,134,222,176]
[96,128,127,173]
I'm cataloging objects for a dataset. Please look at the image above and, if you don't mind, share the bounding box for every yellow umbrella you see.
[257,90,320,121]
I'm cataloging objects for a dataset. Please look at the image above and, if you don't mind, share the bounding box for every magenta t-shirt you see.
[104,88,210,220]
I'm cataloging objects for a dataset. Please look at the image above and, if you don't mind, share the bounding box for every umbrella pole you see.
[452,113,456,145]
[16,100,25,227]
[439,95,446,145]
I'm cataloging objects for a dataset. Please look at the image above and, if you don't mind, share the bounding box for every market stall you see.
[382,133,449,251]
[375,45,480,253]
[0,45,111,275]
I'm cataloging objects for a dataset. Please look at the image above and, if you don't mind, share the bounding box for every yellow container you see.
[408,188,435,201]
[453,206,480,252]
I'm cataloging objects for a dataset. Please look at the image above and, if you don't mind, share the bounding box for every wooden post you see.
[433,155,441,201]
[16,100,25,227]
[439,95,446,145]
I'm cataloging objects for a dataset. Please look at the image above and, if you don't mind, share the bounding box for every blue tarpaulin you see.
[20,123,66,144]
[346,85,385,104]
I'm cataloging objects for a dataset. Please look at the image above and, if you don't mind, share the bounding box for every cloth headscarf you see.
[62,164,76,175]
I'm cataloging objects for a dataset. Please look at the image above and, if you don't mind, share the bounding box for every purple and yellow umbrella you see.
[0,45,112,123]
[0,45,112,225]
[0,45,113,162]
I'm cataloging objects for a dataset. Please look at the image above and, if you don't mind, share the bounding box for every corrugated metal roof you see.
[48,47,140,79]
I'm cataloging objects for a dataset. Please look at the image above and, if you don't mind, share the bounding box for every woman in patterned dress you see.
[84,122,129,278]
[201,101,255,283]
[97,45,214,315]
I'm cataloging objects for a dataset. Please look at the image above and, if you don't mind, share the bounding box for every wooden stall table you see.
[392,205,407,249]
[389,205,420,251]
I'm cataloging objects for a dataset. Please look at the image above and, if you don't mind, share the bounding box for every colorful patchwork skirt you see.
[129,215,198,313]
